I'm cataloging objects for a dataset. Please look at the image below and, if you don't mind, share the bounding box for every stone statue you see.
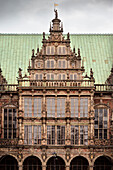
[54,9,58,19]
[18,68,22,78]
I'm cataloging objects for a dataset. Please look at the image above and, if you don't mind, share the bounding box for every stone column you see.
[89,165,93,170]
[42,95,47,145]
[42,165,46,170]
[66,165,70,170]
[89,93,94,145]
[18,110,23,145]
[18,163,23,170]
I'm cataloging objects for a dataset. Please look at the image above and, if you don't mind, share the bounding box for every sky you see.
[0,0,113,33]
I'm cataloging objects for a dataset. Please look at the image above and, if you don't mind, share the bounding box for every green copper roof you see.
[0,34,113,84]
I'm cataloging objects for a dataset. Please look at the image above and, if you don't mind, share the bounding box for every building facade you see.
[0,10,113,170]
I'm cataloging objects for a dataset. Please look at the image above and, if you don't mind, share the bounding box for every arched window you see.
[46,60,55,68]
[58,60,66,68]
[94,107,108,139]
[36,74,43,80]
[70,156,89,170]
[57,46,66,55]
[94,156,112,170]
[47,156,65,170]
[46,46,55,55]
[23,156,42,170]
[3,105,17,139]
[0,155,18,170]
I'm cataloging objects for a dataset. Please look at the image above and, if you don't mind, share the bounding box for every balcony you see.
[0,84,18,92]
[0,138,18,146]
[18,79,94,89]
[94,139,111,146]
[95,84,113,92]
[0,82,113,92]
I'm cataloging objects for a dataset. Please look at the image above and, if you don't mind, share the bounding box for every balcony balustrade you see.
[95,84,113,91]
[0,84,18,92]
[18,79,94,88]
[0,81,113,91]
[0,138,18,146]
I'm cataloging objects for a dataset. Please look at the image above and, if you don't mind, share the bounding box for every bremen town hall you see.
[0,10,113,170]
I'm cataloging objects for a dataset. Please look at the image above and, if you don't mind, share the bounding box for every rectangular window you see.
[51,74,54,80]
[80,98,88,117]
[58,74,61,80]
[47,60,50,68]
[24,97,42,117]
[70,98,78,117]
[57,126,65,145]
[47,47,50,55]
[58,61,61,68]
[63,61,65,68]
[24,125,41,145]
[47,98,55,117]
[63,74,65,80]
[94,108,108,139]
[36,74,42,80]
[57,98,65,117]
[71,125,88,145]
[74,74,77,80]
[51,61,54,68]
[4,108,17,139]
[63,47,66,54]
[47,126,55,144]
[71,125,79,145]
[34,98,42,117]
[70,74,73,80]
[51,47,54,55]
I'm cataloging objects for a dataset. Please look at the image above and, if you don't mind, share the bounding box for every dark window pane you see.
[94,129,98,138]
[104,129,107,139]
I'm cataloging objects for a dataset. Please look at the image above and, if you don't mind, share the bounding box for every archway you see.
[70,156,89,170]
[94,156,113,170]
[46,156,65,170]
[0,155,18,170]
[23,156,42,170]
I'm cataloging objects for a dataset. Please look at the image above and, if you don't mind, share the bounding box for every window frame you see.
[94,106,109,140]
[71,125,88,145]
[3,105,17,139]
[24,125,41,145]
[24,97,42,117]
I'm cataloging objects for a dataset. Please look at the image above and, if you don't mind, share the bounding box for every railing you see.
[95,84,113,91]
[0,84,18,91]
[0,138,18,146]
[94,139,111,146]
[18,79,94,88]
[0,82,113,91]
